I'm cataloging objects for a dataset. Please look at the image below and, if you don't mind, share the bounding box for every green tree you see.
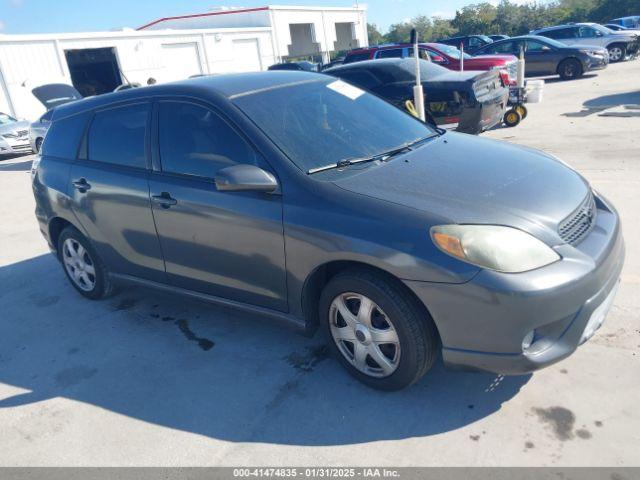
[451,3,497,35]
[385,15,433,43]
[367,23,385,46]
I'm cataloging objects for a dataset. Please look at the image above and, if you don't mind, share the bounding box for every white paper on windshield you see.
[327,80,365,100]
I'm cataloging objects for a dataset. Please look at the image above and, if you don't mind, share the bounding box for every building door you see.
[232,39,263,72]
[161,43,203,80]
[65,48,123,97]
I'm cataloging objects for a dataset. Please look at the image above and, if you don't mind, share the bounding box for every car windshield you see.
[432,44,472,60]
[233,78,437,174]
[478,35,493,43]
[0,113,17,125]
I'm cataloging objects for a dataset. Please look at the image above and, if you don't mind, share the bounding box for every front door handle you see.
[72,178,91,192]
[151,192,178,209]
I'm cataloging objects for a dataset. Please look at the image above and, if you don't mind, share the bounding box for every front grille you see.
[17,129,28,136]
[558,193,597,245]
[11,144,32,152]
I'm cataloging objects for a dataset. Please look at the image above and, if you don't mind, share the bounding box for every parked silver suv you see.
[532,23,639,62]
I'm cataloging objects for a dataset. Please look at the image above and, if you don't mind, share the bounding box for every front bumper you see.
[0,141,33,156]
[405,194,625,375]
[457,90,509,135]
[584,54,609,72]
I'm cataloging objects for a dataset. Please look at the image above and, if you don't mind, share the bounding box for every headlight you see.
[580,49,602,56]
[431,225,560,273]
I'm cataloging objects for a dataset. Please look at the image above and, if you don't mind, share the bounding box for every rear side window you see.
[41,112,90,159]
[543,28,576,40]
[88,103,149,168]
[158,101,259,178]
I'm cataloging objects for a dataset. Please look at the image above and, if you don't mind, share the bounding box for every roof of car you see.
[52,71,324,119]
[534,22,598,32]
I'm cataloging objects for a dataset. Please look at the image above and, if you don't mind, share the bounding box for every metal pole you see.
[411,29,426,122]
[460,43,464,72]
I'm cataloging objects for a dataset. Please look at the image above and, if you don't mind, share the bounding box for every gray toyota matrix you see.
[32,72,624,391]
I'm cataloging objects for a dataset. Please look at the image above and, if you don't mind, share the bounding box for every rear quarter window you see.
[41,112,90,159]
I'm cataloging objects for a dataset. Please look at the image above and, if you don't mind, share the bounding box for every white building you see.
[138,5,368,64]
[0,4,368,121]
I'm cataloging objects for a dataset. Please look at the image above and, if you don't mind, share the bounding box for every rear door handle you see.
[151,193,178,209]
[72,178,91,192]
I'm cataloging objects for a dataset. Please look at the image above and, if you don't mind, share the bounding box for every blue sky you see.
[0,0,528,35]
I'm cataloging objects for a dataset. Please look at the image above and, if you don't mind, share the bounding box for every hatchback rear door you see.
[69,101,166,282]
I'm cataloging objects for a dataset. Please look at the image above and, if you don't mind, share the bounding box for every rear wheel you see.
[516,105,528,120]
[608,44,626,63]
[558,58,583,80]
[320,269,438,391]
[58,226,113,300]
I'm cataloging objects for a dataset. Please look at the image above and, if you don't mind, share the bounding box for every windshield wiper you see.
[307,134,440,175]
[307,145,415,175]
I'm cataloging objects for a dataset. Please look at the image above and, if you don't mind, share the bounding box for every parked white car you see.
[532,23,639,62]
[0,112,33,157]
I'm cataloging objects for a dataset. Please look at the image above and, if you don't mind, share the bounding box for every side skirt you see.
[110,273,309,335]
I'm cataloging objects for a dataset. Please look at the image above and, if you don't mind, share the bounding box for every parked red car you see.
[342,43,518,84]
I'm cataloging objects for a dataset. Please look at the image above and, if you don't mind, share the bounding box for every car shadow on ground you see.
[0,154,33,172]
[563,90,640,118]
[0,254,531,446]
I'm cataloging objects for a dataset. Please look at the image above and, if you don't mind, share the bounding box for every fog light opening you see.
[522,330,535,352]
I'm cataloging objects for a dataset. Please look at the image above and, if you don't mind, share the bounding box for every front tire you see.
[58,226,113,300]
[608,44,626,63]
[320,269,438,391]
[35,138,43,154]
[558,58,583,80]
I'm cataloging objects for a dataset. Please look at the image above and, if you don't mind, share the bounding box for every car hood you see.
[332,132,589,245]
[464,54,517,67]
[0,120,30,135]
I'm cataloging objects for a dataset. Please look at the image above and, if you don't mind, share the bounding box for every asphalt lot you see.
[0,60,639,467]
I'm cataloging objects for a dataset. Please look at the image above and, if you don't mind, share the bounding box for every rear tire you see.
[57,226,113,300]
[558,58,583,80]
[608,44,626,63]
[516,105,528,120]
[320,269,439,391]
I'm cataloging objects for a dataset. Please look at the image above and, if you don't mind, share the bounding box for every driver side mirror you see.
[541,45,552,52]
[215,164,279,193]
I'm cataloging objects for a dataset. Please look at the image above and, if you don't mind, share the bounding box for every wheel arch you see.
[48,216,77,253]
[301,260,440,341]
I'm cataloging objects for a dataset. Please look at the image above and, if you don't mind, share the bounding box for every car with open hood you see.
[29,83,83,153]
[326,58,509,134]
[32,71,624,390]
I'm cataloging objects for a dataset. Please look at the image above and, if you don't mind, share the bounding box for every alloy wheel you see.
[62,238,96,292]
[329,292,401,378]
[609,47,623,62]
